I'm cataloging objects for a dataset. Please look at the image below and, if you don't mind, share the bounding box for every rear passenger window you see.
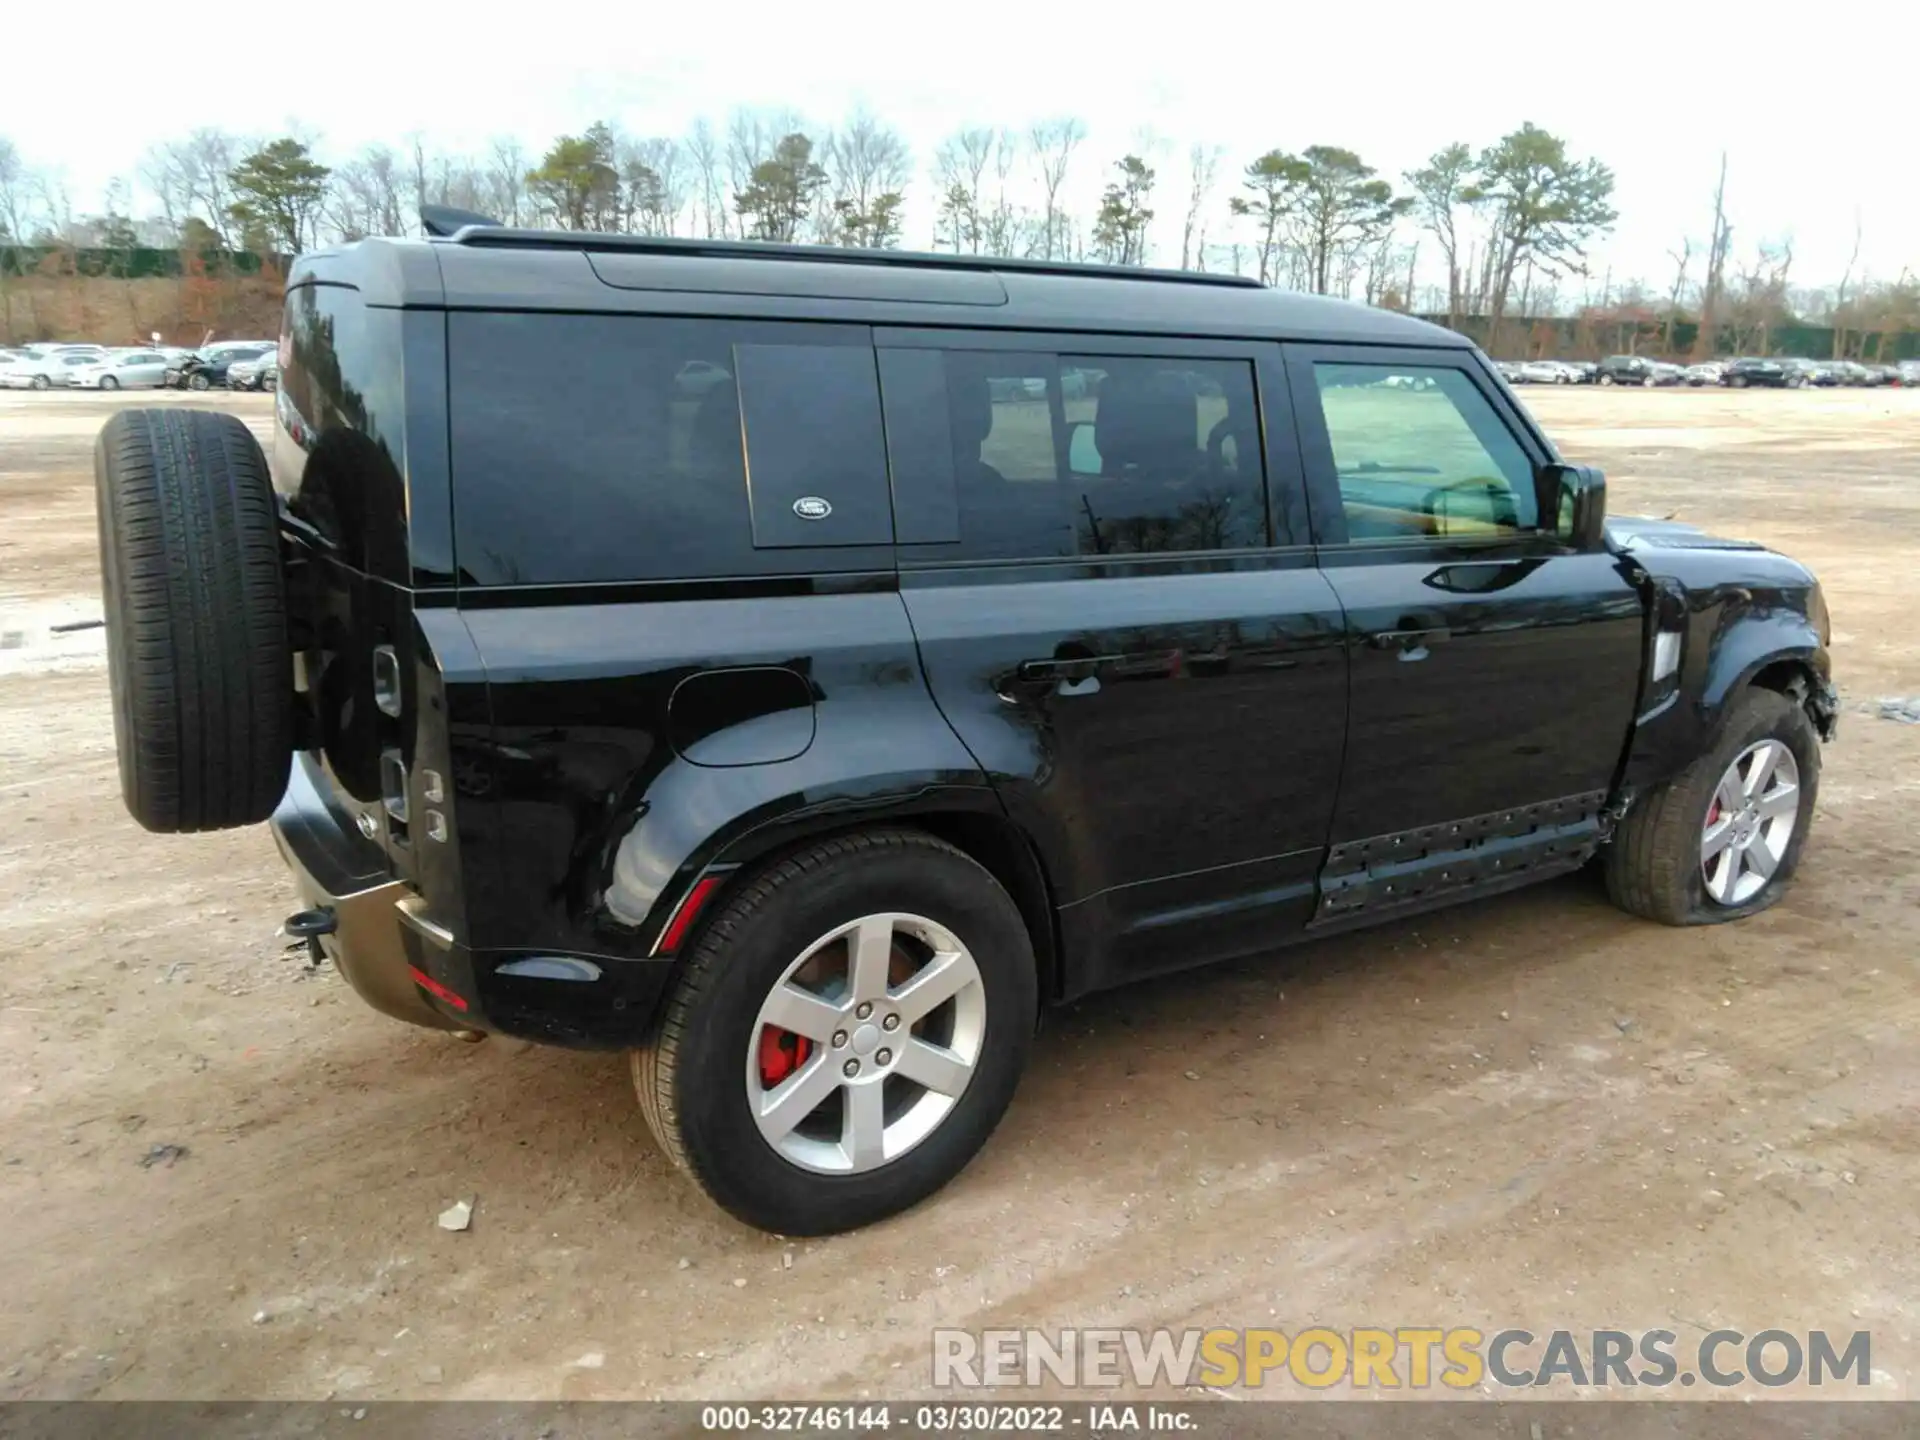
[886,349,1267,561]
[1310,362,1538,540]
[449,314,892,585]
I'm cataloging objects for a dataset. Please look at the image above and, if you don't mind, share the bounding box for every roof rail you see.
[445,226,1264,289]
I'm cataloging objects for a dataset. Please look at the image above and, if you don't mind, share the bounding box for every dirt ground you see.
[1,385,1916,1404]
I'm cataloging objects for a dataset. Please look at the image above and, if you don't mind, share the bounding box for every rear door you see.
[1287,345,1644,921]
[883,330,1348,993]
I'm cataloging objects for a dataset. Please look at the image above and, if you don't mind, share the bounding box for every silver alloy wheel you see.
[1701,739,1801,906]
[746,911,987,1175]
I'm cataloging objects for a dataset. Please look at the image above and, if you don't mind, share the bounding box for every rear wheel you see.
[94,408,293,832]
[633,829,1037,1234]
[30,374,50,390]
[100,375,120,391]
[1605,689,1819,926]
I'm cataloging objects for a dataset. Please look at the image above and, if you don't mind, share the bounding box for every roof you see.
[289,231,1469,349]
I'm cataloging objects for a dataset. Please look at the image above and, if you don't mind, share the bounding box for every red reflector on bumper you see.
[657,874,723,955]
[407,965,468,1012]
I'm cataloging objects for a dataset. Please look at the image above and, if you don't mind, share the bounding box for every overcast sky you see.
[9,2,1917,291]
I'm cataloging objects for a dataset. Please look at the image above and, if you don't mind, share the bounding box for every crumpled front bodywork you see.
[1606,515,1836,805]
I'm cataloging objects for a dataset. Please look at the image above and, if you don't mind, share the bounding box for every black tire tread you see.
[632,828,988,1177]
[95,408,291,832]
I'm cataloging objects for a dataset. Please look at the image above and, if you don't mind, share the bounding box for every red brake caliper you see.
[758,1026,813,1087]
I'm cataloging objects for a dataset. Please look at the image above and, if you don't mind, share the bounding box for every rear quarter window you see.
[447,314,895,586]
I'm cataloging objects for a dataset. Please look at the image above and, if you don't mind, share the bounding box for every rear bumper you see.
[270,753,677,1047]
[271,756,467,1033]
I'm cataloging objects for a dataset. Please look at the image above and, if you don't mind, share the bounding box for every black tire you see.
[94,408,293,832]
[100,375,120,392]
[1599,374,1614,386]
[31,373,50,390]
[1729,375,1747,388]
[187,373,210,391]
[1604,689,1820,926]
[633,829,1038,1234]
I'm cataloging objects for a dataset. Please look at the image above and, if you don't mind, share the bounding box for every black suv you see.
[93,224,1839,1235]
[1595,354,1658,386]
[1721,357,1790,388]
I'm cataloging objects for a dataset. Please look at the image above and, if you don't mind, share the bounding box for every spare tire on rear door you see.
[94,408,293,832]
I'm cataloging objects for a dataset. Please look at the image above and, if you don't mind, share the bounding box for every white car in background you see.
[2,348,108,390]
[1517,360,1580,385]
[1684,362,1725,386]
[65,351,172,390]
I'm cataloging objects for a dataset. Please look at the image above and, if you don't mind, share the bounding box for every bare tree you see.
[487,138,528,226]
[135,143,191,244]
[1693,153,1732,359]
[1405,143,1474,329]
[1028,118,1084,260]
[933,128,997,253]
[1832,209,1862,358]
[822,110,909,247]
[1181,144,1220,271]
[618,136,688,235]
[687,119,725,238]
[1664,238,1692,354]
[174,129,246,245]
[0,137,40,243]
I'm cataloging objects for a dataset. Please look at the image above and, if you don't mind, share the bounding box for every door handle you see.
[1367,627,1450,650]
[996,655,1119,703]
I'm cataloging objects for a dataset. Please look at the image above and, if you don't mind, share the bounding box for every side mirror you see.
[1540,462,1606,549]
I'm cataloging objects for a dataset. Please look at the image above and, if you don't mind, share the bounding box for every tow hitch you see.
[282,908,337,967]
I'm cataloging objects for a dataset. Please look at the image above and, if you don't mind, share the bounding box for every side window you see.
[1310,362,1537,541]
[449,315,890,585]
[894,348,1268,562]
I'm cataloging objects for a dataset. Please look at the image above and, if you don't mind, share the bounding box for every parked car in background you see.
[4,351,106,390]
[1494,360,1525,384]
[3,344,108,389]
[1650,362,1685,386]
[65,351,171,391]
[1518,360,1579,385]
[226,355,279,391]
[1596,354,1658,386]
[164,344,275,390]
[1898,361,1920,387]
[1827,360,1871,386]
[1861,364,1898,387]
[1684,362,1724,386]
[1721,358,1790,388]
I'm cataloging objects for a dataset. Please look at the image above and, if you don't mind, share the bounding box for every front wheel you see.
[1599,374,1614,386]
[30,374,50,391]
[100,375,120,391]
[633,830,1037,1234]
[1604,689,1820,926]
[188,373,210,391]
